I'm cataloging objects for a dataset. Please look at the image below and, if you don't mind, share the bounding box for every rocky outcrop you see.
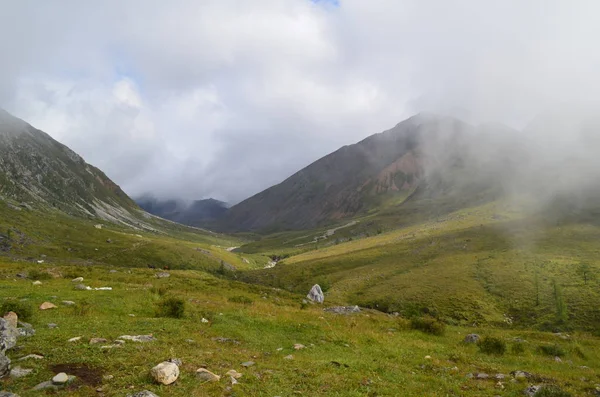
[306,284,324,303]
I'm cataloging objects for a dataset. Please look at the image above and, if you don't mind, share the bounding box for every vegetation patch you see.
[156,296,186,319]
[410,315,446,335]
[478,336,506,355]
[0,299,34,321]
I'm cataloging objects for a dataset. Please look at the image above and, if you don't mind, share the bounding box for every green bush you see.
[228,295,253,305]
[156,296,186,319]
[28,269,52,280]
[478,336,507,355]
[538,344,565,357]
[410,315,446,336]
[0,300,34,322]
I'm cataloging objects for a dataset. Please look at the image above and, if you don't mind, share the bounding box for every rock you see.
[100,344,122,350]
[89,337,108,344]
[155,272,170,278]
[3,312,17,329]
[106,238,112,243]
[17,327,35,337]
[323,306,361,314]
[151,362,179,385]
[293,344,305,350]
[109,270,118,273]
[32,281,42,286]
[475,373,489,380]
[127,391,160,397]
[62,301,76,306]
[226,369,243,379]
[524,385,541,396]
[195,368,220,382]
[71,277,84,282]
[119,334,156,342]
[17,354,44,361]
[39,302,57,310]
[94,287,112,291]
[283,355,294,360]
[201,318,209,323]
[114,339,126,345]
[241,361,255,367]
[554,356,562,363]
[511,370,532,380]
[306,284,324,303]
[74,284,88,290]
[0,353,10,378]
[424,355,431,360]
[0,318,18,352]
[48,323,58,329]
[10,366,33,378]
[167,358,182,366]
[0,391,20,397]
[494,374,506,380]
[31,377,74,391]
[464,334,480,343]
[52,372,69,384]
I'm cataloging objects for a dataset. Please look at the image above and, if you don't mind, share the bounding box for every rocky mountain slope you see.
[136,195,228,227]
[0,108,149,228]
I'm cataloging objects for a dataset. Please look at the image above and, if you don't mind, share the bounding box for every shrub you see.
[511,342,526,355]
[538,344,565,357]
[410,315,446,336]
[0,300,34,322]
[70,299,92,316]
[28,269,52,280]
[478,336,507,355]
[228,295,253,305]
[156,296,186,319]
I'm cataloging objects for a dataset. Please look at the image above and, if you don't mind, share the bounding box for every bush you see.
[28,269,52,280]
[511,342,526,355]
[410,315,446,336]
[0,300,34,322]
[478,336,507,355]
[228,295,253,305]
[70,299,92,316]
[538,344,565,357]
[156,297,186,319]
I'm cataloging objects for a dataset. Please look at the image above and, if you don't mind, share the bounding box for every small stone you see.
[103,375,114,380]
[52,372,69,384]
[276,347,283,351]
[241,361,255,367]
[0,354,10,378]
[464,334,480,343]
[71,277,84,282]
[74,284,88,290]
[226,369,242,379]
[62,301,76,306]
[283,355,294,360]
[32,281,42,286]
[494,374,506,380]
[201,318,209,323]
[18,354,44,361]
[293,344,305,350]
[68,336,82,342]
[554,356,562,363]
[3,312,18,328]
[48,323,58,329]
[119,335,156,342]
[524,385,541,397]
[195,368,220,382]
[39,302,57,310]
[128,314,135,317]
[127,391,160,397]
[155,272,170,278]
[100,345,121,349]
[168,358,182,366]
[109,270,117,273]
[511,370,531,380]
[89,337,108,344]
[475,373,489,380]
[151,362,179,385]
[10,366,33,378]
[424,355,431,360]
[114,340,126,345]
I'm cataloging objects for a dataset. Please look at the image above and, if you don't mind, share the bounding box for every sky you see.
[1,0,600,204]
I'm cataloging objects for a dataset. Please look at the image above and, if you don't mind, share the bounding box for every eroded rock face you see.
[306,284,324,303]
[151,362,179,385]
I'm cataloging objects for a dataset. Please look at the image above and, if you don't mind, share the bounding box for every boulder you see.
[306,284,324,303]
[3,312,17,328]
[39,302,57,310]
[0,353,10,378]
[195,368,220,382]
[151,362,179,385]
[0,318,18,352]
[464,334,480,344]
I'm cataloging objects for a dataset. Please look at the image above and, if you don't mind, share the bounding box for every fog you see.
[1,1,599,204]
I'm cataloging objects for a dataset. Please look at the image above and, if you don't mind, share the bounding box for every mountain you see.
[210,114,524,232]
[136,195,228,226]
[0,108,149,228]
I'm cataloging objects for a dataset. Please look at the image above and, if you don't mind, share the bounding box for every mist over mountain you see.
[136,195,228,227]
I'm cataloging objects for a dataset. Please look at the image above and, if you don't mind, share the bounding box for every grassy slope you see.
[2,262,599,396]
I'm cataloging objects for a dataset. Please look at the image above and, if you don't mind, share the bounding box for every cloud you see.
[1,0,600,203]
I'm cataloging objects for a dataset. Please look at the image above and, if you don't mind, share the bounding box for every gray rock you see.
[323,305,360,314]
[155,272,170,278]
[475,373,489,380]
[511,370,532,380]
[241,361,255,367]
[119,334,156,342]
[524,385,541,396]
[71,277,83,282]
[0,392,20,397]
[32,380,58,391]
[62,301,76,306]
[494,374,506,380]
[74,284,88,290]
[52,372,69,384]
[127,391,160,397]
[0,318,18,352]
[464,334,480,343]
[17,327,35,337]
[306,284,324,303]
[151,361,179,385]
[195,368,220,382]
[17,354,44,361]
[48,323,58,329]
[168,358,182,366]
[89,337,108,344]
[0,353,10,378]
[10,366,33,378]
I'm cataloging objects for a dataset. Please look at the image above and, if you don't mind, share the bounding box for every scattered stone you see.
[10,366,33,378]
[464,334,480,343]
[554,356,562,363]
[1,319,19,351]
[32,281,42,286]
[0,392,20,397]
[511,370,532,380]
[62,301,76,306]
[39,302,57,310]
[114,340,126,345]
[17,354,44,361]
[119,335,156,342]
[212,337,240,344]
[127,391,160,397]
[306,284,324,303]
[524,385,541,396]
[0,354,10,378]
[155,272,170,278]
[185,339,195,343]
[241,361,255,368]
[293,344,305,350]
[52,372,69,384]
[195,368,220,382]
[128,314,135,317]
[230,376,238,385]
[201,318,209,323]
[103,374,114,380]
[48,323,58,329]
[32,375,75,390]
[68,337,82,342]
[151,362,179,385]
[424,355,431,360]
[475,373,489,380]
[106,239,112,243]
[3,312,17,328]
[283,355,294,360]
[226,369,243,379]
[17,327,35,338]
[168,358,182,366]
[323,306,360,314]
[94,287,112,291]
[494,374,506,380]
[74,284,88,290]
[71,277,84,282]
[109,270,118,273]
[100,344,122,350]
[89,338,108,344]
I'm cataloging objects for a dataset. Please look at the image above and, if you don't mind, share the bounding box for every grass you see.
[1,261,599,396]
